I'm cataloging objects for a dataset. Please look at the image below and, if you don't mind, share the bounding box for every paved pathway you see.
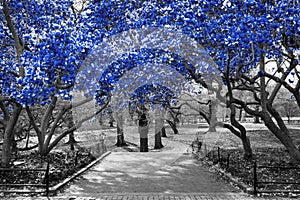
[3,193,295,200]
[5,193,295,200]
[2,138,297,200]
[60,154,238,195]
[59,140,238,196]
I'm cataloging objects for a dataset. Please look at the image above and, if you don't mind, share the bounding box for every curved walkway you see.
[52,138,294,200]
[2,137,294,200]
[58,139,238,197]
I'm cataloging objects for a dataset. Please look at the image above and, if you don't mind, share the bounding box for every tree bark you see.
[241,135,252,160]
[253,106,261,123]
[208,100,217,132]
[98,116,103,125]
[229,104,253,159]
[223,53,253,160]
[115,114,126,147]
[109,114,114,127]
[166,120,178,134]
[263,112,300,162]
[140,137,148,152]
[259,48,300,162]
[139,126,148,152]
[154,113,164,149]
[139,113,148,152]
[1,105,22,167]
[65,109,77,151]
[116,125,127,147]
[264,105,300,163]
[26,98,109,157]
[66,132,76,151]
[161,126,167,137]
[238,108,243,121]
[154,131,163,149]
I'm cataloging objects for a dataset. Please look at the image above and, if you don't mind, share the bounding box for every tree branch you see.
[0,101,9,121]
[25,107,43,145]
[47,98,110,152]
[2,1,24,76]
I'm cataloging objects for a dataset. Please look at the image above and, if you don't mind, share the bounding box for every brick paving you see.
[1,193,295,200]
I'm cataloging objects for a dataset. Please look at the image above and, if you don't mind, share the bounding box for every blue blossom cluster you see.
[95,48,194,104]
[0,0,86,106]
[129,83,175,111]
[86,0,299,106]
[0,0,299,108]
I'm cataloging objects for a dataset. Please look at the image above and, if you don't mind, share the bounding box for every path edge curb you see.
[49,151,111,194]
[198,156,254,195]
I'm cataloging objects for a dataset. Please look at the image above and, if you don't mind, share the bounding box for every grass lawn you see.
[182,122,300,197]
[0,125,118,194]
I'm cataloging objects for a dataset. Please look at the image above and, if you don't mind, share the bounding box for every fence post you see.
[191,142,194,152]
[204,144,207,156]
[218,147,220,163]
[226,154,230,169]
[75,151,79,166]
[253,161,257,196]
[45,161,50,196]
[198,141,202,153]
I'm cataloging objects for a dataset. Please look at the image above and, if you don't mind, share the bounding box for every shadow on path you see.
[59,139,239,197]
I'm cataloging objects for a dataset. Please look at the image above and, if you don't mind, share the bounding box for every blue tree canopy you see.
[75,26,218,108]
[129,83,175,112]
[95,49,195,104]
[84,0,299,72]
[1,0,299,108]
[0,0,88,106]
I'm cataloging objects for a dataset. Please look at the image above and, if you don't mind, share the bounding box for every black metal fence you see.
[193,145,231,168]
[253,161,300,195]
[193,143,300,196]
[0,161,50,196]
[216,147,231,168]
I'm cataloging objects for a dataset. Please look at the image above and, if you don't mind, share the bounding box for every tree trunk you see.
[139,113,148,152]
[154,131,163,149]
[140,137,148,152]
[166,120,178,134]
[263,108,300,163]
[139,126,148,152]
[98,116,103,125]
[1,105,22,167]
[264,115,300,163]
[154,114,164,149]
[109,114,114,127]
[253,106,260,123]
[238,108,243,122]
[241,135,252,160]
[116,114,126,147]
[65,109,77,151]
[287,115,291,124]
[39,146,49,156]
[66,132,76,151]
[161,127,167,137]
[208,100,217,132]
[116,133,126,147]
[229,104,253,160]
[116,123,125,146]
